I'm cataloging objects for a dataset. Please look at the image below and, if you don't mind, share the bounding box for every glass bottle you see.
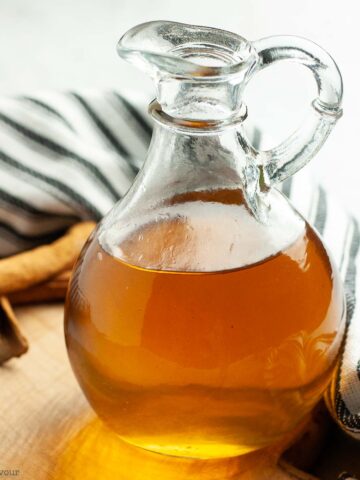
[64,21,345,459]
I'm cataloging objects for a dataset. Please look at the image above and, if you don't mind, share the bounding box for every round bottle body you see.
[65,189,345,458]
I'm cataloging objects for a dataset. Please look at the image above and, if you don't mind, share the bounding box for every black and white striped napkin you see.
[0,90,358,442]
[0,91,149,256]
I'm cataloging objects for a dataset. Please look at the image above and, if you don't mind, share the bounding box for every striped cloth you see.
[0,90,359,443]
[0,91,149,256]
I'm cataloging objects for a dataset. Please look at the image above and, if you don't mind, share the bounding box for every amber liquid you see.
[65,190,344,458]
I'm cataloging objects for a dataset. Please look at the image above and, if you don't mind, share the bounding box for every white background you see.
[0,0,359,216]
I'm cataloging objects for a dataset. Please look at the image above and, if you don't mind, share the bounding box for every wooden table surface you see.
[0,304,358,480]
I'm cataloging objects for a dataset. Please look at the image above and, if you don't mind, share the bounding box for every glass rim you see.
[117,20,258,80]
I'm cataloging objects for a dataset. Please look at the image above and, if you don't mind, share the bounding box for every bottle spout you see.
[117,21,259,121]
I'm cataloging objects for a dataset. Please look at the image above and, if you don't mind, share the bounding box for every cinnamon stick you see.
[8,270,71,305]
[0,222,95,295]
[0,296,28,364]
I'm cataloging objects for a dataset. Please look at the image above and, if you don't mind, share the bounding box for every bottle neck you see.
[119,112,265,223]
[149,100,248,133]
[146,121,247,196]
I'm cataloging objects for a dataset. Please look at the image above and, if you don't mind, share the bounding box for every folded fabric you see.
[0,91,148,255]
[0,89,358,440]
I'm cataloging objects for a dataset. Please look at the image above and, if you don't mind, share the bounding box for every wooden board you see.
[0,304,357,480]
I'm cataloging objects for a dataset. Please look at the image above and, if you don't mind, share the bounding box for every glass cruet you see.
[64,21,345,459]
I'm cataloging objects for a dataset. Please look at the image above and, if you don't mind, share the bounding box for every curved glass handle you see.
[251,36,343,187]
